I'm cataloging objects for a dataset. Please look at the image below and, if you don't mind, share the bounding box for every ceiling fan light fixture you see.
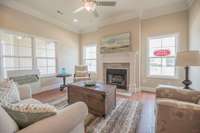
[84,2,96,12]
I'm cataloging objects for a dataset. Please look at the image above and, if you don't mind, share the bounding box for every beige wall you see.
[81,11,189,91]
[80,18,140,89]
[141,11,188,90]
[0,5,80,93]
[0,3,190,92]
[189,0,200,90]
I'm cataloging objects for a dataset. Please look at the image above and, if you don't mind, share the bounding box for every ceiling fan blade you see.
[95,1,116,6]
[73,7,85,13]
[93,9,99,17]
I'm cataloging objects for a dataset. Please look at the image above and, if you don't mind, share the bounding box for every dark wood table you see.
[56,74,71,91]
[68,81,116,117]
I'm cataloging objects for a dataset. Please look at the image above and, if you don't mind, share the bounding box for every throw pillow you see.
[2,102,57,129]
[0,80,20,104]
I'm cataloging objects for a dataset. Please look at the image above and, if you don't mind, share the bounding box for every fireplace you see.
[106,69,128,89]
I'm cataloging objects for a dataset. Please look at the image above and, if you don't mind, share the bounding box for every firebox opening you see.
[106,69,127,89]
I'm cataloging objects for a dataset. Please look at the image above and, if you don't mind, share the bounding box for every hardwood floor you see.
[33,89,155,133]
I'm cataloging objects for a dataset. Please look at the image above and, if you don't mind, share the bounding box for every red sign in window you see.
[154,49,170,57]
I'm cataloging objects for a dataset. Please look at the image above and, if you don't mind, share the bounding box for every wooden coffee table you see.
[68,82,116,117]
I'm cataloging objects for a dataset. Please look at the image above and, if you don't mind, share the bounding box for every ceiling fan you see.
[73,0,116,17]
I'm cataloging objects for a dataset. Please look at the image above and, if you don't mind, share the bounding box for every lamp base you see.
[182,79,192,89]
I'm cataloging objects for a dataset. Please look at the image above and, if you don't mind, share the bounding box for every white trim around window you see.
[146,33,180,79]
[83,44,97,73]
[0,29,58,78]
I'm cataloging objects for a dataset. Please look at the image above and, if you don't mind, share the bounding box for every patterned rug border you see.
[86,99,143,133]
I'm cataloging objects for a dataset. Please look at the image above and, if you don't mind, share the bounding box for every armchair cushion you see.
[75,65,88,71]
[156,87,200,103]
[75,71,89,77]
[156,99,200,133]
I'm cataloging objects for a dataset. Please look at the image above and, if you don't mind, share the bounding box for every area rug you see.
[46,97,143,133]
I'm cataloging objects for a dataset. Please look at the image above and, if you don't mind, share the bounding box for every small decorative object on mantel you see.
[100,32,131,53]
[84,81,96,87]
[176,51,200,89]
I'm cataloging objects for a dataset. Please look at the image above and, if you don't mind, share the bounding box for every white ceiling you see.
[0,0,193,33]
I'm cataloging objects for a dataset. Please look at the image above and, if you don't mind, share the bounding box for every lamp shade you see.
[176,51,200,67]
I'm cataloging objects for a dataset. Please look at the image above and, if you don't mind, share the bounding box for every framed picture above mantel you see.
[100,32,132,54]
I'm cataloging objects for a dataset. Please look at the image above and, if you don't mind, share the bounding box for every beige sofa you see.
[156,86,200,133]
[0,84,88,133]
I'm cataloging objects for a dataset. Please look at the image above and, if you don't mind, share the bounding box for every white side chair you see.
[74,65,91,82]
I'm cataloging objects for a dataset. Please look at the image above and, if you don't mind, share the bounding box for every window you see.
[0,32,32,78]
[0,30,57,78]
[83,45,96,72]
[35,38,56,76]
[148,34,177,77]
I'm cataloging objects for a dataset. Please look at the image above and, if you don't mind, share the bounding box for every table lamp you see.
[176,51,200,89]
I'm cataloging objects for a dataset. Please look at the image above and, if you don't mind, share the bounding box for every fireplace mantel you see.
[103,63,130,90]
[98,52,138,94]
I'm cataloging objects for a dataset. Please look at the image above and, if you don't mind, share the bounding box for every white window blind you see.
[84,45,96,72]
[0,32,32,78]
[35,38,56,76]
[148,34,177,77]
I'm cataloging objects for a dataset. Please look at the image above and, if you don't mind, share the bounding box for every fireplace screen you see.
[106,69,127,89]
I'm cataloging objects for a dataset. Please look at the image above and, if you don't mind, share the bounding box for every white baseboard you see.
[140,86,156,93]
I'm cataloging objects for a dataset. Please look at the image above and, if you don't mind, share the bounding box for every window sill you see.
[146,75,179,80]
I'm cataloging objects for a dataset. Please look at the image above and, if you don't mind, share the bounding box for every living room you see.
[0,0,200,133]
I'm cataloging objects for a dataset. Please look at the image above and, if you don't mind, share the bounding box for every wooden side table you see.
[56,74,72,91]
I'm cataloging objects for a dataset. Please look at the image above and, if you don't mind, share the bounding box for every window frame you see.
[0,29,58,78]
[35,37,57,77]
[0,32,33,78]
[83,44,97,73]
[146,33,179,79]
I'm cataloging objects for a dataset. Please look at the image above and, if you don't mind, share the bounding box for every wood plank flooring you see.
[33,89,155,133]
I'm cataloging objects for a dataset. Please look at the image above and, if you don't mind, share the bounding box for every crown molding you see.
[0,0,192,34]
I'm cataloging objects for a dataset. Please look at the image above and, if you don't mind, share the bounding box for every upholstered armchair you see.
[156,86,200,133]
[74,65,90,82]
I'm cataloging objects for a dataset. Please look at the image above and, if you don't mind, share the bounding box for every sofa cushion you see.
[2,102,57,129]
[0,106,19,133]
